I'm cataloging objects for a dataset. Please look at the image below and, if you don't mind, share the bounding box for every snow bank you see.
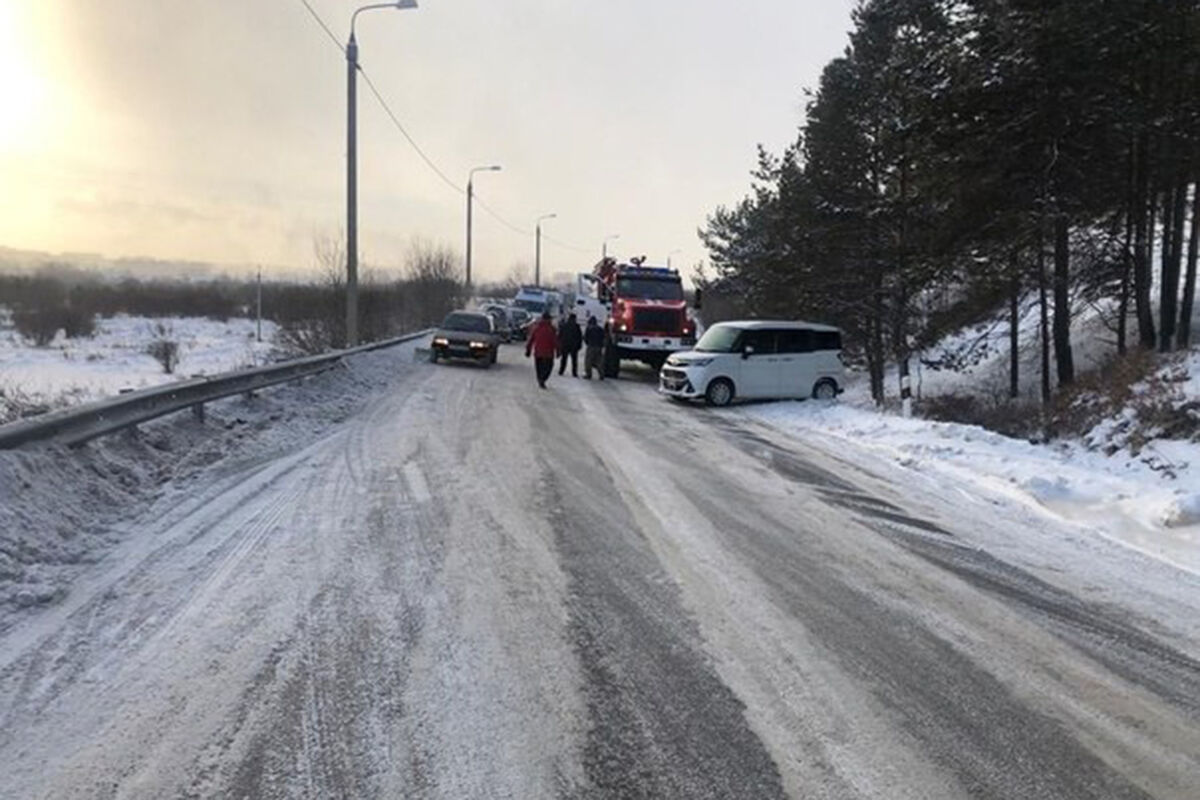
[741,396,1200,575]
[0,340,424,625]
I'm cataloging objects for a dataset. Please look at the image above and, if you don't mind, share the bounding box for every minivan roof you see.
[713,319,841,333]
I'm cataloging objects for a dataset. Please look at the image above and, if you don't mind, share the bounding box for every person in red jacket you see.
[524,311,559,388]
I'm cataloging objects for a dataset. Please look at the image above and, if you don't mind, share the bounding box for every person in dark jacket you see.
[525,311,558,388]
[557,313,583,377]
[583,316,606,380]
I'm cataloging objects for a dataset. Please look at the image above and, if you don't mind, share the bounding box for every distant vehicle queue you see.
[430,259,845,406]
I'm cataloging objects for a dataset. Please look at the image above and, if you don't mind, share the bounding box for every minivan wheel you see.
[812,378,838,400]
[705,378,735,407]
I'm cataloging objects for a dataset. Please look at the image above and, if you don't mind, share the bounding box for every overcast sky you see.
[0,0,857,282]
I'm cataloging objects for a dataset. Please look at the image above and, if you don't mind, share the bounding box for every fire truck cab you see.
[578,256,696,377]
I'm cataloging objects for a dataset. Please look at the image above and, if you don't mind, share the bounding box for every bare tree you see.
[404,239,465,327]
[276,234,347,354]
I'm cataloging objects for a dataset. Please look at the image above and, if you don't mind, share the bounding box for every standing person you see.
[558,313,583,377]
[525,311,558,389]
[583,315,606,380]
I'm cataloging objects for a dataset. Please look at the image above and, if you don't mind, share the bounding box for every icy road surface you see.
[2,341,1199,799]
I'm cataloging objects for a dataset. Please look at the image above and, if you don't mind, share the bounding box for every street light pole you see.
[346,1,417,347]
[346,29,358,346]
[465,164,501,288]
[535,213,557,286]
[602,233,620,260]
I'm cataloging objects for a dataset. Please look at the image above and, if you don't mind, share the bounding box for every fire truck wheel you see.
[603,342,620,378]
[705,378,735,407]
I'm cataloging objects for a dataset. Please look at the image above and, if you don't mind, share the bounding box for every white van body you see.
[658,320,845,406]
[512,286,561,318]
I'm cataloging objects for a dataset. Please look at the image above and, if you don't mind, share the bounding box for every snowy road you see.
[2,341,1199,799]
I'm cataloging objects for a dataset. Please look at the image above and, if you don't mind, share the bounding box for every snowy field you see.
[0,313,278,422]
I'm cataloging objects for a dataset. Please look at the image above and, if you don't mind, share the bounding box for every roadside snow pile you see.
[743,397,1200,574]
[1079,349,1200,462]
[0,314,278,422]
[0,341,423,627]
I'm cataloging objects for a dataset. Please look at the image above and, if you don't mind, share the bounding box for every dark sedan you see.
[430,311,500,367]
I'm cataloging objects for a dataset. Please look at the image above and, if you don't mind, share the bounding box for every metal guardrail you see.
[0,329,432,450]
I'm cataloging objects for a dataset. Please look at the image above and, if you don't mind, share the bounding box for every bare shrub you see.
[12,304,96,346]
[146,322,180,374]
[0,383,51,424]
[0,267,241,321]
[918,393,1043,439]
[146,340,180,374]
[275,235,346,355]
[403,239,465,328]
[921,349,1191,449]
[1049,349,1160,440]
[12,307,60,346]
[0,382,89,424]
[273,234,465,355]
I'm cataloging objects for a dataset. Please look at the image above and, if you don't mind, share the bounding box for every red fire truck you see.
[577,257,697,377]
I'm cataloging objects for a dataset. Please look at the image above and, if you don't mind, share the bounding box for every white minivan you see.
[659,320,844,406]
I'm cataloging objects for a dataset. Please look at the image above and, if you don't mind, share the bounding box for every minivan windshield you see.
[694,325,741,353]
[442,312,492,333]
[616,278,684,301]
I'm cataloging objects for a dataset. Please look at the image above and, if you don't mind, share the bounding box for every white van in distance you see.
[659,320,845,406]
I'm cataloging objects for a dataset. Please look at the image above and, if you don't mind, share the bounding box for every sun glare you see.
[0,3,48,151]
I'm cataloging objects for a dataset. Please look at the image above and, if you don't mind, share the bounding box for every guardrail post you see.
[192,403,205,422]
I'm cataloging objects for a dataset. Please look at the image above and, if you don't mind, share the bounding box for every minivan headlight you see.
[684,357,714,367]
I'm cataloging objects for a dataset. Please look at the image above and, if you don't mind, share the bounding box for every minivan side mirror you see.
[742,345,755,359]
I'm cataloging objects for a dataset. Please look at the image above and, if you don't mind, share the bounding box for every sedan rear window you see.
[442,313,492,333]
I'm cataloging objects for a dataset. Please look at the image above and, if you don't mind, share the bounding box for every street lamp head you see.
[352,1,418,37]
[470,164,502,180]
